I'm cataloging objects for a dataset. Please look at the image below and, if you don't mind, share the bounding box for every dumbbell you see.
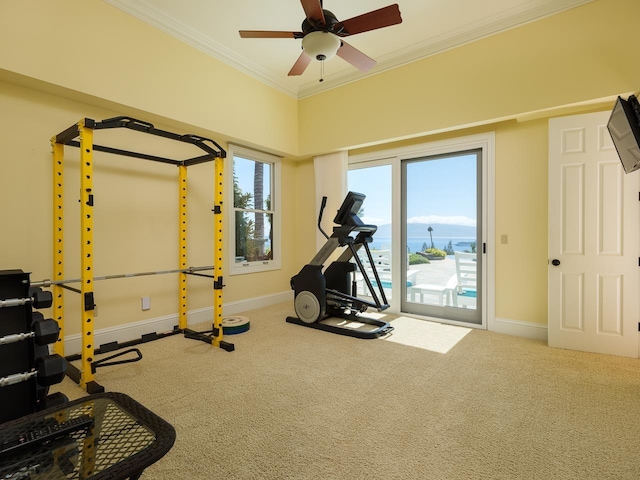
[35,344,51,402]
[33,314,60,345]
[0,315,60,346]
[0,287,53,310]
[38,392,69,410]
[0,354,66,388]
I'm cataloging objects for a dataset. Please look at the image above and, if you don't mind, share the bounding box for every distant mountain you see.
[374,223,476,238]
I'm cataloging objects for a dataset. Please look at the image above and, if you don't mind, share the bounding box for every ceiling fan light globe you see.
[302,31,341,61]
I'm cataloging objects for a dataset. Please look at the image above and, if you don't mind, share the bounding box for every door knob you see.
[551,259,561,266]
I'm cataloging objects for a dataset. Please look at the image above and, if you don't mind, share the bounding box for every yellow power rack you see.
[47,117,231,394]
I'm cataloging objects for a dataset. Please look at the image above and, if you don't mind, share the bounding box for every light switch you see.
[141,296,151,311]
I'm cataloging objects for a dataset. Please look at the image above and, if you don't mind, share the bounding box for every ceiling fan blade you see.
[300,0,325,26]
[288,51,313,76]
[239,30,303,39]
[337,40,376,72]
[335,4,402,37]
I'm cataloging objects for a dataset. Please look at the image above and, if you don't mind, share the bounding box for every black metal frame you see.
[55,116,226,165]
[0,392,176,480]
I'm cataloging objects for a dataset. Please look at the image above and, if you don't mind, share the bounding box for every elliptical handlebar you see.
[318,196,329,240]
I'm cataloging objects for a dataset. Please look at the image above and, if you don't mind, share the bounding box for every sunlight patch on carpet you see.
[384,316,471,353]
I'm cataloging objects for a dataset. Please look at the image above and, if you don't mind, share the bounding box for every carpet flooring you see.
[53,302,640,479]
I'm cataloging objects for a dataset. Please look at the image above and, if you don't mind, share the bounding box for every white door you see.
[548,111,638,358]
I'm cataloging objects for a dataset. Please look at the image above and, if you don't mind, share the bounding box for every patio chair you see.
[452,251,477,308]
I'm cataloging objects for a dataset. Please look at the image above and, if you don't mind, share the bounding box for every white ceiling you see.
[104,0,592,99]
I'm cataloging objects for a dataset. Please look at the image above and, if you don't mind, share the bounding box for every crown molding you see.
[104,0,593,100]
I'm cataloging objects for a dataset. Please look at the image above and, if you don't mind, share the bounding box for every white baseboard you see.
[63,290,293,355]
[489,316,548,341]
[223,290,293,316]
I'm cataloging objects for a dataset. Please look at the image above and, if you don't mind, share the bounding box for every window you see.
[227,144,281,275]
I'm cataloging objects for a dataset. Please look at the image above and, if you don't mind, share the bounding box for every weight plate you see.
[294,291,321,324]
[222,316,250,335]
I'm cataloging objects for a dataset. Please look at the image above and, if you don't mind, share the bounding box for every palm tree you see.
[234,173,253,260]
[254,162,264,258]
[427,226,434,249]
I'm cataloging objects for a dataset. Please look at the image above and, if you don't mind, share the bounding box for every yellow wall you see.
[299,0,640,155]
[494,120,549,324]
[0,81,299,336]
[0,0,637,335]
[297,0,639,325]
[0,0,302,340]
[0,0,299,156]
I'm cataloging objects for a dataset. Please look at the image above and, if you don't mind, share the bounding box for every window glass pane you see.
[403,150,481,324]
[348,165,392,245]
[228,144,280,274]
[234,211,273,263]
[233,156,271,211]
[348,165,392,299]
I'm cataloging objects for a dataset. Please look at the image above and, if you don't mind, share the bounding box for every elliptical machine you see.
[286,191,393,339]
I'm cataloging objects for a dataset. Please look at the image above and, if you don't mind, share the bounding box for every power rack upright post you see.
[47,117,232,393]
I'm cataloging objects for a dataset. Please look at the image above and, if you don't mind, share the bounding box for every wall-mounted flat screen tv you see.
[607,94,640,174]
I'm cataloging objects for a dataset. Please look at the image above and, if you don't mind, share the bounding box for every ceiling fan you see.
[239,0,402,77]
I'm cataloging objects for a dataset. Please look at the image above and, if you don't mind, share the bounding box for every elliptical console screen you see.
[333,191,365,226]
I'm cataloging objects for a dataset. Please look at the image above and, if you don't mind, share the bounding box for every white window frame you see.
[226,144,281,275]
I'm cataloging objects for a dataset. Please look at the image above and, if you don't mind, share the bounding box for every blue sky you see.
[234,152,477,227]
[348,153,477,227]
[234,156,271,209]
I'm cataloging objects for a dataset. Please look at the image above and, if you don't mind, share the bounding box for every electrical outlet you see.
[141,296,151,311]
[500,234,508,245]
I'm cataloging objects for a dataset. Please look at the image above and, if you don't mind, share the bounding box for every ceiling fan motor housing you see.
[302,9,340,34]
[301,9,343,61]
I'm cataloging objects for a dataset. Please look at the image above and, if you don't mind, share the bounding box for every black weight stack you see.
[0,270,36,422]
[0,269,66,423]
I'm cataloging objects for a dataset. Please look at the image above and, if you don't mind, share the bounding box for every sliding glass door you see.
[348,133,492,328]
[401,150,482,325]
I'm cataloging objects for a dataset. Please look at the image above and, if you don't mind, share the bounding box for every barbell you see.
[30,265,215,288]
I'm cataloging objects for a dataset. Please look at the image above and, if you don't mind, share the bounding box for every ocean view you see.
[368,223,477,253]
[370,236,477,253]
